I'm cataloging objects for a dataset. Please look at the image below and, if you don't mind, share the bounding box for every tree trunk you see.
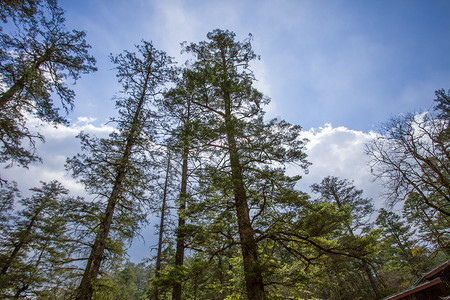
[223,90,265,300]
[362,262,381,299]
[0,205,44,276]
[0,77,26,108]
[75,185,121,300]
[172,103,190,300]
[153,153,171,300]
[75,84,147,300]
[331,189,381,299]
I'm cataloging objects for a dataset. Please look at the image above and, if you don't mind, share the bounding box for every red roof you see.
[415,260,450,285]
[385,260,450,300]
[386,277,442,300]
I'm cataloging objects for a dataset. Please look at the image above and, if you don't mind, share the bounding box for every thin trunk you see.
[153,153,171,300]
[362,262,381,299]
[172,102,191,300]
[217,256,225,299]
[14,240,49,298]
[223,89,265,300]
[75,77,149,300]
[331,190,381,299]
[387,221,422,278]
[1,205,44,276]
[331,261,345,300]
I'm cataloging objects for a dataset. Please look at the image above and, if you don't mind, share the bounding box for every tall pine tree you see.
[66,41,175,300]
[182,29,309,299]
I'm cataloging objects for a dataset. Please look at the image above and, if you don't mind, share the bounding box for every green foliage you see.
[311,176,374,231]
[166,251,246,300]
[0,0,96,169]
[372,207,447,297]
[0,181,18,243]
[434,89,450,120]
[0,181,90,298]
[0,0,41,23]
[376,209,433,276]
[307,177,383,299]
[67,40,176,300]
[154,29,314,299]
[92,261,151,300]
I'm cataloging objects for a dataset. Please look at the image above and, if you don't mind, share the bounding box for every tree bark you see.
[172,102,191,300]
[153,153,171,300]
[0,205,44,276]
[223,89,265,300]
[13,283,29,298]
[75,80,148,300]
[330,189,381,299]
[362,262,381,299]
[75,184,121,300]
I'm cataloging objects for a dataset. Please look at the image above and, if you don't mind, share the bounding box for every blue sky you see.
[3,0,450,261]
[58,0,450,131]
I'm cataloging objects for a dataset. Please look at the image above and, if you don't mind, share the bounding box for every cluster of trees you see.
[0,1,448,299]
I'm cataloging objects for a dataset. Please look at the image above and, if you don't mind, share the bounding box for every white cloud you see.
[1,116,114,197]
[294,124,384,208]
[74,116,97,125]
[2,117,385,206]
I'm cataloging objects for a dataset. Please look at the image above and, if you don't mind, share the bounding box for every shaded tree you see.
[67,41,175,300]
[0,181,19,244]
[0,181,68,277]
[158,69,211,300]
[311,176,381,299]
[376,208,430,279]
[164,77,194,300]
[311,176,374,231]
[0,181,86,298]
[434,89,450,120]
[92,261,152,300]
[0,0,96,169]
[182,29,310,299]
[151,150,174,300]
